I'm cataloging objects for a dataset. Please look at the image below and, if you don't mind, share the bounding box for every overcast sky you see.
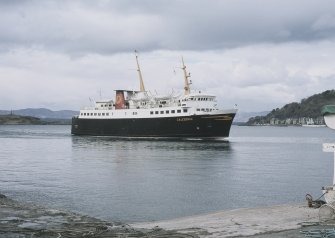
[1,0,335,112]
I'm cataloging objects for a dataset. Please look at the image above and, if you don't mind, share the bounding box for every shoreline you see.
[1,193,330,237]
[0,194,188,237]
[132,203,320,237]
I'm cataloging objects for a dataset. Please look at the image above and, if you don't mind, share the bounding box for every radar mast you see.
[135,50,145,92]
[181,57,191,95]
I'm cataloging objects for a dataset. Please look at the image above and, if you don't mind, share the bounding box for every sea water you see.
[0,125,334,222]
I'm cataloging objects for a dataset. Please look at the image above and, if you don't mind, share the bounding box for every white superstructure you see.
[78,53,237,120]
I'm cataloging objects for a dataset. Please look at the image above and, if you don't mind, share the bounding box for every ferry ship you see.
[71,54,237,138]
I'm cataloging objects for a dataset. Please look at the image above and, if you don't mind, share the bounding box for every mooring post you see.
[323,143,335,187]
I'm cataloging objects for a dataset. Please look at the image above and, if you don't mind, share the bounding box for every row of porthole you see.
[150,109,187,115]
[81,112,111,116]
[196,108,216,112]
[81,108,195,117]
[182,98,214,102]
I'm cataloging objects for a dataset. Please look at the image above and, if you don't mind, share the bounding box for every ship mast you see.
[181,57,191,95]
[135,50,145,92]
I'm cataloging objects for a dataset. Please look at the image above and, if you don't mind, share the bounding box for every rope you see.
[306,193,327,208]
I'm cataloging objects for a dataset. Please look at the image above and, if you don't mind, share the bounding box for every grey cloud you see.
[1,0,335,54]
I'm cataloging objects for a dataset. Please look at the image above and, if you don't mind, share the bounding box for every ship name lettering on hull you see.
[177,118,193,122]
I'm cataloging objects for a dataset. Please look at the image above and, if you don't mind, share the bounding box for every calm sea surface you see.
[0,125,334,222]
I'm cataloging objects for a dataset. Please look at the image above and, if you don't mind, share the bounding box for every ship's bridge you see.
[180,92,217,108]
[95,100,114,110]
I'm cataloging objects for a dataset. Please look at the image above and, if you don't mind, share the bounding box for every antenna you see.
[181,57,191,95]
[135,50,145,92]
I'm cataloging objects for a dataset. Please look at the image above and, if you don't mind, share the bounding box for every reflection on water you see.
[71,136,231,151]
[0,125,334,222]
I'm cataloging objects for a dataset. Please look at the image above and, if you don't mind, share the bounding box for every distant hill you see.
[234,111,269,123]
[0,114,72,125]
[247,90,335,126]
[0,108,78,119]
[0,114,41,125]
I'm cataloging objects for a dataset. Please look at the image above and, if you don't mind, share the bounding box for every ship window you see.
[101,105,103,107]
[166,110,169,114]
[197,109,200,111]
[197,98,200,101]
[201,109,205,111]
[94,113,97,116]
[160,111,164,114]
[171,110,175,113]
[133,112,137,115]
[177,110,181,113]
[106,113,109,116]
[150,111,153,115]
[102,113,105,116]
[98,113,101,116]
[183,109,188,113]
[155,111,159,114]
[83,113,86,116]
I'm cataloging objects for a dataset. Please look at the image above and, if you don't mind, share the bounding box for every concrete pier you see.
[132,204,320,237]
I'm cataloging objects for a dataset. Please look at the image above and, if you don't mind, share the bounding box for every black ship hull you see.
[71,113,236,138]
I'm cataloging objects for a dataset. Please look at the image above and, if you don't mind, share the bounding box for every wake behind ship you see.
[71,54,237,138]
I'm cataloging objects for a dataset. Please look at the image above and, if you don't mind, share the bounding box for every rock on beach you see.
[1,193,330,238]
